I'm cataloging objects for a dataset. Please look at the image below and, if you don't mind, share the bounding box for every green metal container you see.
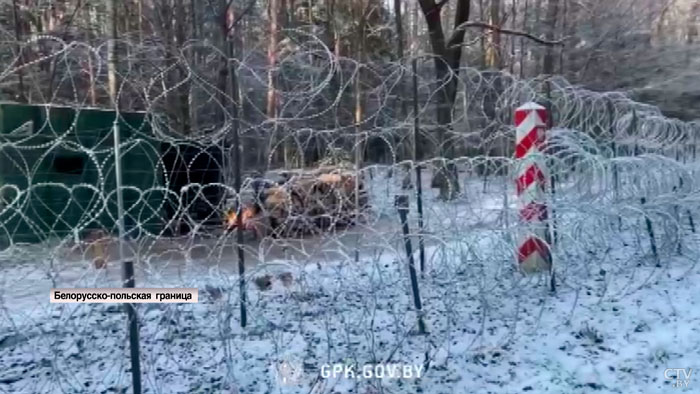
[0,103,166,247]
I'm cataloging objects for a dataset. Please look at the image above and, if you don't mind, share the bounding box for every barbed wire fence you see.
[0,33,699,393]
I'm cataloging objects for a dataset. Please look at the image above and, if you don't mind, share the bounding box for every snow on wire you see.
[0,35,699,393]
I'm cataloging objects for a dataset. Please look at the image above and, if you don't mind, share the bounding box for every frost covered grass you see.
[1,238,699,393]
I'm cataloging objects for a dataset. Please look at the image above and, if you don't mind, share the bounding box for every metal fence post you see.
[412,57,426,275]
[395,195,426,334]
[113,120,142,394]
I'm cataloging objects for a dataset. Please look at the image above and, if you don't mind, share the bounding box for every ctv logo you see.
[664,368,692,388]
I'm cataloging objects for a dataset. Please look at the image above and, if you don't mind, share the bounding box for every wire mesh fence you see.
[0,37,699,393]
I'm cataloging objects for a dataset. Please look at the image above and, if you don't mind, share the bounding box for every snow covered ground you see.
[1,169,699,393]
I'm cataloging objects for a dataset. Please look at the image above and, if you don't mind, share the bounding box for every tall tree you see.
[485,0,502,69]
[478,0,486,68]
[11,0,26,101]
[519,0,528,78]
[174,0,191,134]
[509,0,516,74]
[267,0,280,119]
[394,0,408,160]
[533,0,542,75]
[417,0,471,199]
[542,0,559,75]
[655,0,676,44]
[394,0,405,61]
[687,2,699,45]
[686,2,699,64]
[107,0,118,104]
[84,2,97,105]
[267,0,284,166]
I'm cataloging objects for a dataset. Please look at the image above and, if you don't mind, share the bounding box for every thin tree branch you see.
[449,21,567,47]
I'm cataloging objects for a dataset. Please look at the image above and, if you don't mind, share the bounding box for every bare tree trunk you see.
[533,0,542,75]
[564,0,579,80]
[84,2,96,105]
[174,0,191,134]
[325,0,335,52]
[283,0,299,167]
[479,0,486,68]
[267,0,282,166]
[216,4,231,127]
[394,0,407,161]
[156,1,176,125]
[190,0,199,128]
[655,0,676,44]
[686,3,699,64]
[485,0,502,69]
[332,0,341,58]
[559,0,566,74]
[411,0,421,161]
[11,0,26,101]
[352,0,369,262]
[483,0,504,166]
[687,3,699,44]
[394,0,405,69]
[354,69,363,166]
[509,0,516,74]
[267,0,279,118]
[138,0,143,43]
[542,0,559,75]
[417,0,470,143]
[107,0,118,104]
[190,0,198,46]
[355,0,367,160]
[520,0,528,78]
[306,0,312,24]
[417,0,470,200]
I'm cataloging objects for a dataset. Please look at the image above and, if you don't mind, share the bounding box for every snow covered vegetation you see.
[1,1,700,392]
[2,158,700,393]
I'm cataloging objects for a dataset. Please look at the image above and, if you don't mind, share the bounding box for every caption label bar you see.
[50,288,199,303]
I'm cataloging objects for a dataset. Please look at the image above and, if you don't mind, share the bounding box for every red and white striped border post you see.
[514,102,552,273]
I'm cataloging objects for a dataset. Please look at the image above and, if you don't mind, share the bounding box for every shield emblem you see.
[275,359,303,386]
